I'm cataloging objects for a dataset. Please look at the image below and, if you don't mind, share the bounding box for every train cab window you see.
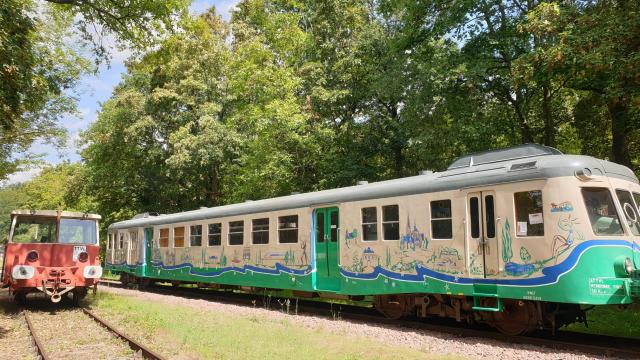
[252,218,269,244]
[382,205,400,240]
[208,223,221,246]
[11,216,57,243]
[174,227,185,247]
[59,219,98,244]
[615,190,640,235]
[159,228,169,247]
[190,225,202,246]
[108,234,113,249]
[582,188,623,235]
[229,221,244,245]
[278,215,298,243]
[431,200,453,239]
[514,191,544,237]
[361,207,378,241]
[119,233,124,249]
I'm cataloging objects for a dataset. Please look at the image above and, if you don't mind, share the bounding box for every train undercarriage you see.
[373,293,587,335]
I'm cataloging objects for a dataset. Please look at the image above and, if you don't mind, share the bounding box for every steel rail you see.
[82,308,167,360]
[99,279,640,359]
[23,310,51,360]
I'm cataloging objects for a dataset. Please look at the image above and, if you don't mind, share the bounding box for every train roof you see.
[108,144,638,230]
[11,210,101,220]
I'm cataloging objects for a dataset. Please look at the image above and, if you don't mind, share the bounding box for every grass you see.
[100,271,120,281]
[89,292,453,360]
[565,304,640,339]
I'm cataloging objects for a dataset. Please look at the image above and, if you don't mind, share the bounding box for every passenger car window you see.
[159,228,169,247]
[582,188,623,235]
[431,200,452,239]
[190,225,202,246]
[278,215,298,243]
[174,227,185,247]
[252,218,269,244]
[382,205,399,240]
[615,190,640,236]
[208,223,221,246]
[228,221,244,245]
[514,191,544,237]
[361,207,377,241]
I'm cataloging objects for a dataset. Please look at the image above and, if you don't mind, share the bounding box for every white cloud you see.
[2,168,43,186]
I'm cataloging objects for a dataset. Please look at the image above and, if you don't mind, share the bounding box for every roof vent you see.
[132,212,159,219]
[290,192,301,195]
[357,181,369,185]
[419,170,433,175]
[509,161,537,171]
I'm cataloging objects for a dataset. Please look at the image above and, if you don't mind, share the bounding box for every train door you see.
[144,228,153,271]
[313,207,341,292]
[467,191,499,278]
[127,230,138,266]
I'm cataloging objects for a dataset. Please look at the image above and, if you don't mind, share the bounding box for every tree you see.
[520,1,640,168]
[0,0,188,181]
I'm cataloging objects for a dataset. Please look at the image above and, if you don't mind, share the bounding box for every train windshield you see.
[11,216,57,243]
[59,219,98,244]
[10,216,97,244]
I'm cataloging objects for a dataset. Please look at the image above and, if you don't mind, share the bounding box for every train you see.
[1,210,102,304]
[105,144,640,335]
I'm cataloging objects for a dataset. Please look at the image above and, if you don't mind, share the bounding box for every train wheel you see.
[72,288,87,307]
[374,295,415,319]
[491,300,538,335]
[13,291,27,305]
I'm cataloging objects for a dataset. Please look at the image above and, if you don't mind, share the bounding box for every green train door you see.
[143,227,154,277]
[314,207,341,292]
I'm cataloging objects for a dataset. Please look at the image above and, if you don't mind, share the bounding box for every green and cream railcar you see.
[106,145,640,334]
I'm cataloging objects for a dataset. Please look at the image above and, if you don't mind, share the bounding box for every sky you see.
[4,0,239,185]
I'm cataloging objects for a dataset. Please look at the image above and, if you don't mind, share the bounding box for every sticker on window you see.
[528,213,543,225]
[73,245,87,261]
[517,222,528,236]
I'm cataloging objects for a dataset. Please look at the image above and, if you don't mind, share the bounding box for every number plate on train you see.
[73,246,86,261]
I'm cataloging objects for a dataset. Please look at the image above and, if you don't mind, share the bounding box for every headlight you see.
[625,257,633,275]
[83,266,103,279]
[12,265,35,280]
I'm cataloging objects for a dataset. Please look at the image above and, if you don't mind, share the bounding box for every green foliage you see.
[0,0,90,180]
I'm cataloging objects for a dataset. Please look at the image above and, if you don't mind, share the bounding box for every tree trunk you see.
[542,84,555,147]
[607,96,632,167]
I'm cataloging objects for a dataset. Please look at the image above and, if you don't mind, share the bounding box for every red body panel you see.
[2,243,100,291]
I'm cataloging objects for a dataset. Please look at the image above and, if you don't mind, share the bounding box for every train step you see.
[471,291,503,312]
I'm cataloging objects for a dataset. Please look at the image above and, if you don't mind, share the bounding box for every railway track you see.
[100,279,640,359]
[22,302,166,360]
